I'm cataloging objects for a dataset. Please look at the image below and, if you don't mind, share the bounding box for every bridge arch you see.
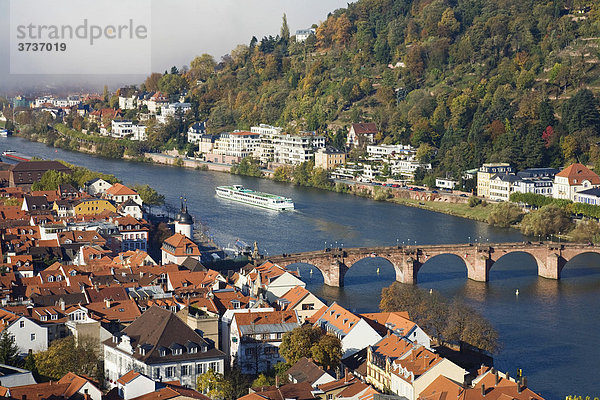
[343,256,399,286]
[415,253,472,284]
[490,250,546,279]
[343,254,405,284]
[283,261,325,283]
[560,251,600,278]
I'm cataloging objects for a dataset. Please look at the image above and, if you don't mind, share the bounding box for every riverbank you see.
[15,131,490,223]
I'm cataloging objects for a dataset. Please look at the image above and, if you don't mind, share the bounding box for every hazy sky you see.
[0,0,349,93]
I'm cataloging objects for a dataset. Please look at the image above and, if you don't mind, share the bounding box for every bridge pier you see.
[467,255,494,282]
[395,256,422,284]
[322,260,348,287]
[538,252,567,280]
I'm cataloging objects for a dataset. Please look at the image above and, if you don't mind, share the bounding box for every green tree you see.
[0,331,20,366]
[132,184,165,206]
[280,14,290,42]
[487,202,524,227]
[31,170,75,191]
[231,157,262,177]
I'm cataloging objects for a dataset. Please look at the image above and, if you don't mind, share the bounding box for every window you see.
[20,321,24,328]
[181,365,191,376]
[210,362,219,373]
[154,368,161,379]
[165,366,175,378]
[196,363,205,375]
[30,333,36,341]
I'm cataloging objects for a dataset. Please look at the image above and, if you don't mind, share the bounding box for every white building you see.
[110,120,148,141]
[295,28,316,42]
[157,103,192,124]
[251,124,283,136]
[85,178,112,196]
[212,131,260,159]
[252,125,283,164]
[187,121,207,144]
[367,144,416,160]
[146,92,169,114]
[574,188,600,206]
[553,163,600,201]
[229,310,300,374]
[313,303,382,358]
[435,178,458,190]
[512,177,553,196]
[273,133,325,165]
[390,159,431,178]
[119,96,138,110]
[488,174,520,202]
[103,306,225,389]
[0,310,48,356]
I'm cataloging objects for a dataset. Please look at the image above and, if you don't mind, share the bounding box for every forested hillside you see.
[141,0,600,179]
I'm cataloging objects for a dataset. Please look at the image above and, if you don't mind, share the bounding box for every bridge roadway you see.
[260,242,600,287]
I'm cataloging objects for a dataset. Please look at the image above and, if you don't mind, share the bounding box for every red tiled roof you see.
[556,163,600,185]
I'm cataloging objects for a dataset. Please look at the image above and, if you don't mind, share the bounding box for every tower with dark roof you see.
[175,197,194,239]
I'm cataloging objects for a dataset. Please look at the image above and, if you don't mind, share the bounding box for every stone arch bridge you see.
[261,242,600,287]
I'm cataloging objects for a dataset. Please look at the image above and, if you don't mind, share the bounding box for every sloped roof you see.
[279,286,311,310]
[106,183,138,196]
[350,123,378,134]
[285,357,328,384]
[234,310,299,336]
[243,381,316,400]
[556,163,600,185]
[103,305,224,364]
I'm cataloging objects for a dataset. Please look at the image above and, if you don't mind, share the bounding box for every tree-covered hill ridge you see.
[141,0,600,178]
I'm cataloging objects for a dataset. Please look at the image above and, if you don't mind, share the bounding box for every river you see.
[3,136,599,398]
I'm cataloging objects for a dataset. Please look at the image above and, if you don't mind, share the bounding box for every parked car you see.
[431,190,438,193]
[459,194,468,197]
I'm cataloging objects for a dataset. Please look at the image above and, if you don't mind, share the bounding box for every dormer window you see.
[57,275,63,281]
[40,315,47,321]
[51,314,58,320]
[47,276,54,282]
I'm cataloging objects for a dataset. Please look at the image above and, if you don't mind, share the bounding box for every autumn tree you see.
[380,283,499,353]
[34,336,103,382]
[487,202,524,228]
[189,54,217,82]
[520,204,573,237]
[279,325,342,370]
[197,368,228,400]
[144,72,162,92]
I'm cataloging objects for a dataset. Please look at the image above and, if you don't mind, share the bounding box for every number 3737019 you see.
[17,43,67,51]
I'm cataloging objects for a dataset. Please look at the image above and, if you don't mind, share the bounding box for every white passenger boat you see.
[215,185,294,211]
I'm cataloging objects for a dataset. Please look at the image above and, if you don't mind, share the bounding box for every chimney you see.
[505,372,510,381]
[495,370,499,386]
[522,377,527,389]
[517,380,522,394]
[481,384,485,397]
[104,298,111,308]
